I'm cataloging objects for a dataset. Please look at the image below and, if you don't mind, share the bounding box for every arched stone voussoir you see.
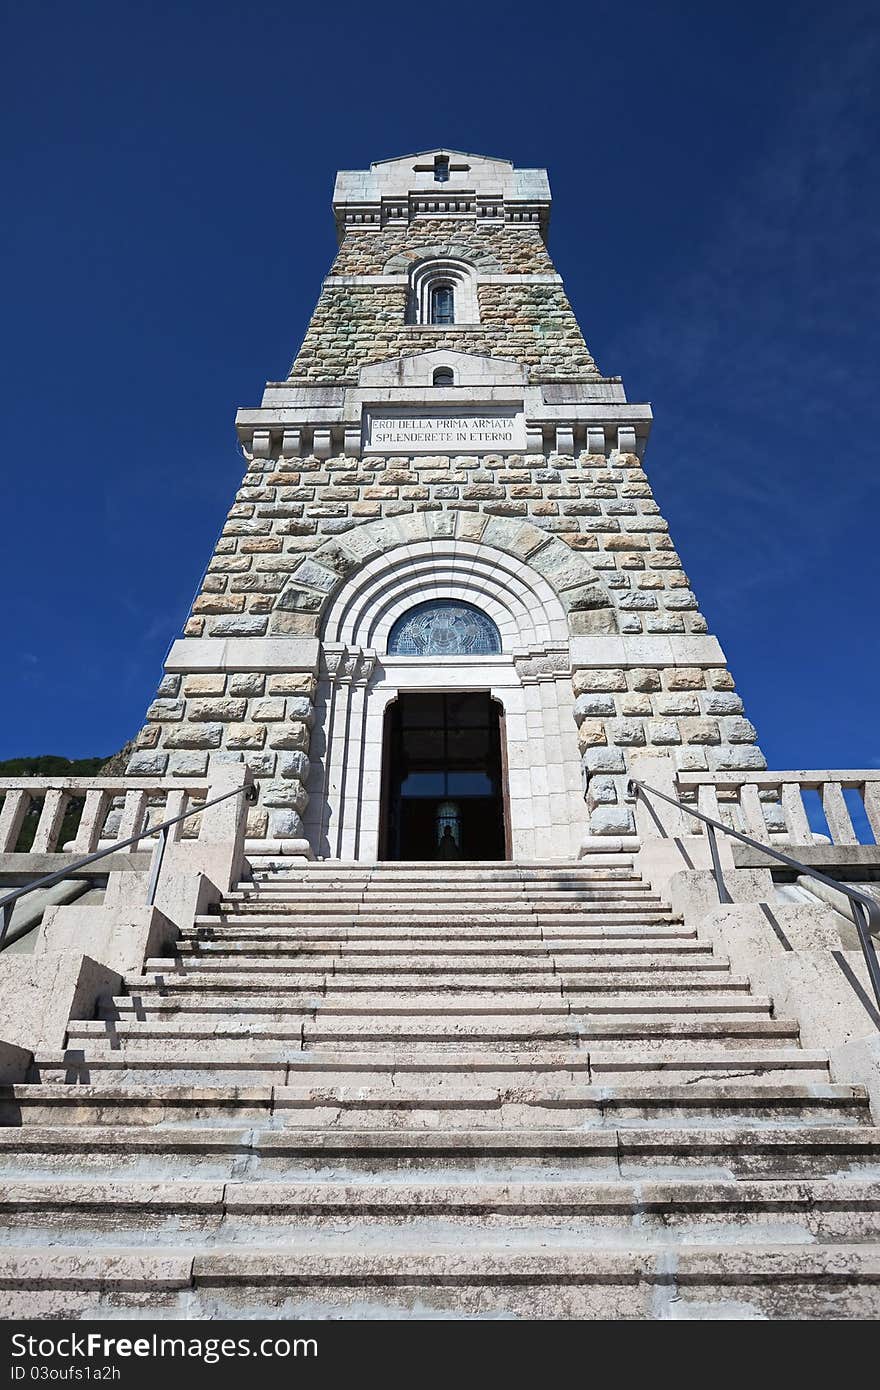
[266,516,434,635]
[316,511,435,574]
[382,243,502,275]
[265,510,618,642]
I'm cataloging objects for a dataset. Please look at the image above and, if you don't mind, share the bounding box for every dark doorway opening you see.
[380,692,509,861]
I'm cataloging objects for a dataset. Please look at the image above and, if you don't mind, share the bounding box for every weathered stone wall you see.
[129,443,764,842]
[332,222,552,277]
[176,448,707,642]
[289,222,600,384]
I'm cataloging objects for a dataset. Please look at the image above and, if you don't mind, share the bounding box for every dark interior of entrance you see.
[380,692,508,861]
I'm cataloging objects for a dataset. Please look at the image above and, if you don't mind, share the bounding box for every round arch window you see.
[430,284,455,324]
[432,367,454,386]
[387,600,502,656]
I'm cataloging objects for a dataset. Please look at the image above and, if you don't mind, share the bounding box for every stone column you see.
[339,651,377,860]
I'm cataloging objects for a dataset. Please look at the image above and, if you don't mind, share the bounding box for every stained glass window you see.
[435,801,462,854]
[430,285,455,324]
[387,600,502,656]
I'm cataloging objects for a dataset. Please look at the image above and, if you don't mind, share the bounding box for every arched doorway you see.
[305,536,589,861]
[379,692,510,861]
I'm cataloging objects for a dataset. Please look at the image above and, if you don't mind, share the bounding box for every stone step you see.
[105,994,775,1021]
[221,895,664,906]
[126,971,751,996]
[164,964,720,992]
[174,944,699,965]
[3,1243,878,1319]
[225,883,667,896]
[0,1178,877,1249]
[192,921,682,939]
[33,1047,833,1087]
[233,872,658,884]
[190,920,689,941]
[1,1081,866,1127]
[186,934,694,953]
[158,956,723,979]
[223,890,665,907]
[0,1125,876,1181]
[67,1016,797,1048]
[133,966,737,996]
[61,1023,802,1063]
[249,864,637,880]
[169,944,715,965]
[207,905,674,921]
[210,918,678,934]
[4,1086,866,1133]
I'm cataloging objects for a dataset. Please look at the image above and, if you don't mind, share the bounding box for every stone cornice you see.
[234,393,653,461]
[323,273,563,287]
[333,198,550,243]
[332,155,552,243]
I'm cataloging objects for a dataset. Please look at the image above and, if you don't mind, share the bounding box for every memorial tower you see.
[130,150,764,863]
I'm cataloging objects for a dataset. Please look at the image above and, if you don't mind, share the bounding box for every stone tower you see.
[129,149,764,863]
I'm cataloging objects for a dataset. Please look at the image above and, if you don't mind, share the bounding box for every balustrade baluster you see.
[117,790,150,850]
[863,781,880,845]
[821,781,859,845]
[30,789,69,854]
[0,791,31,853]
[696,785,721,833]
[71,790,112,854]
[739,783,770,841]
[163,790,188,842]
[780,782,813,843]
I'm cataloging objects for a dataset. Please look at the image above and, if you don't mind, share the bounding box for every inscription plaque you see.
[363,407,524,454]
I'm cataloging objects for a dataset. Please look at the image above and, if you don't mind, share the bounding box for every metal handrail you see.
[0,782,257,951]
[627,776,880,1017]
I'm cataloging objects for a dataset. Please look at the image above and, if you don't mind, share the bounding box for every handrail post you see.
[195,763,254,894]
[145,823,169,908]
[851,899,880,1011]
[705,822,732,905]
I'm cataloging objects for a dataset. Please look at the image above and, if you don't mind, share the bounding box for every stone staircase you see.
[1,860,879,1319]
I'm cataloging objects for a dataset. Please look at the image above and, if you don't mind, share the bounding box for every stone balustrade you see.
[0,778,211,860]
[678,770,880,848]
[4,767,876,866]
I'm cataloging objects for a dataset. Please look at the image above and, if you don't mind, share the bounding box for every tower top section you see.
[332,149,551,243]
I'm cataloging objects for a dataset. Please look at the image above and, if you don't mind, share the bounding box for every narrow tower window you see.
[433,367,454,387]
[407,257,479,325]
[430,285,455,325]
[434,156,450,182]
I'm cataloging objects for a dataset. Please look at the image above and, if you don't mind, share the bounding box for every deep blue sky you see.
[3,0,878,768]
